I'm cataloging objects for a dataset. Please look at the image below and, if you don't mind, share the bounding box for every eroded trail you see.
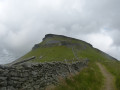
[96,63,116,90]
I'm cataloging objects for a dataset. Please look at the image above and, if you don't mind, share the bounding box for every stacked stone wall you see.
[0,60,88,90]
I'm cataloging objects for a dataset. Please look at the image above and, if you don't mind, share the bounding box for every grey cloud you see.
[108,30,120,46]
[0,0,120,64]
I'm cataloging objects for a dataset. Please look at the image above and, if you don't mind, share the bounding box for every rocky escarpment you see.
[0,60,88,90]
[32,34,93,50]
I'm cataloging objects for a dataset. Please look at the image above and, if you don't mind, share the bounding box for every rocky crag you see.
[32,34,93,50]
[0,59,88,90]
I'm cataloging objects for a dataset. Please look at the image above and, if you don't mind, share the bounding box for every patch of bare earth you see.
[96,63,116,90]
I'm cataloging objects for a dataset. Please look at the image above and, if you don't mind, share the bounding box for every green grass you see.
[77,47,120,90]
[20,46,75,62]
[54,62,104,90]
[21,46,120,90]
[21,45,109,63]
[100,60,120,90]
[18,35,120,90]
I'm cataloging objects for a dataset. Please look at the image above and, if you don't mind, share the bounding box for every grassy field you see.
[18,35,120,90]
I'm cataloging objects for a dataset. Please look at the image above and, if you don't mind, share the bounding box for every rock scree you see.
[0,60,88,90]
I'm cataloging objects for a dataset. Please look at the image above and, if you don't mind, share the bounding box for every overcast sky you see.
[0,0,120,64]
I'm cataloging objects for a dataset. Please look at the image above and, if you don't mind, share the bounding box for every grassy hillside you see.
[19,34,114,63]
[53,61,104,90]
[20,46,74,62]
[16,34,119,90]
[101,60,120,89]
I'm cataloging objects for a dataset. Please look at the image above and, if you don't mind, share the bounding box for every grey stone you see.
[0,77,7,81]
[34,85,40,89]
[0,81,7,86]
[0,87,7,90]
[32,71,38,76]
[0,60,88,90]
[7,86,16,90]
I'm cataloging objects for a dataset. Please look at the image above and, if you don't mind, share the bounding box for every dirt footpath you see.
[96,63,116,90]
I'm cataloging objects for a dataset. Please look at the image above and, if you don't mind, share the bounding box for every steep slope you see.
[10,34,120,90]
[15,34,117,63]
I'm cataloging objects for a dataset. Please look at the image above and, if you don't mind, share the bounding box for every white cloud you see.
[86,32,113,52]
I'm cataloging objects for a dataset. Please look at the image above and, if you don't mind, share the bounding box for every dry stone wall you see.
[0,60,88,90]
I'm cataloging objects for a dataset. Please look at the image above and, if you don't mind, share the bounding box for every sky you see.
[0,0,120,64]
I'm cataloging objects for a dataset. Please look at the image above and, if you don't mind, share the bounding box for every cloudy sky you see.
[0,0,120,64]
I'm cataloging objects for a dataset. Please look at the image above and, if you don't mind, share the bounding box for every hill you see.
[8,34,120,90]
[14,34,117,63]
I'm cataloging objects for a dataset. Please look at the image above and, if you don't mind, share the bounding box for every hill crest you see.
[32,34,93,50]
